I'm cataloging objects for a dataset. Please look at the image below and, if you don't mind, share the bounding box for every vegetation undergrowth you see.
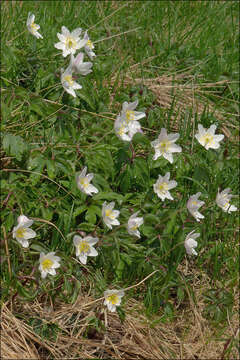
[1,1,239,359]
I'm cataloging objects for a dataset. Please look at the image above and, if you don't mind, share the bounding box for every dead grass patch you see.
[1,266,239,359]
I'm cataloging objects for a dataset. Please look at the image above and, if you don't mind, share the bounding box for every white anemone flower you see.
[187,192,205,222]
[12,215,36,248]
[39,252,61,279]
[216,188,237,213]
[102,201,120,229]
[151,128,182,163]
[127,212,144,238]
[55,26,87,58]
[184,230,200,256]
[104,289,124,312]
[61,65,82,97]
[70,53,93,75]
[119,99,146,125]
[26,13,43,39]
[83,31,96,60]
[73,235,98,264]
[195,124,224,150]
[153,172,177,201]
[114,115,142,142]
[76,166,98,196]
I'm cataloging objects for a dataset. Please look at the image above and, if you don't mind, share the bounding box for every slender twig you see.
[3,226,11,279]
[93,27,141,44]
[32,217,66,242]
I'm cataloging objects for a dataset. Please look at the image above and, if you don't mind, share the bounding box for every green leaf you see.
[93,192,124,201]
[2,133,28,161]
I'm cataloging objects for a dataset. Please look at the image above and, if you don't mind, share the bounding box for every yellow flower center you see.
[30,23,38,30]
[86,39,93,49]
[42,259,53,271]
[159,141,170,152]
[79,241,90,254]
[126,110,135,122]
[158,182,168,193]
[201,134,214,146]
[79,177,89,189]
[16,227,26,238]
[131,224,138,231]
[66,37,76,49]
[105,209,115,219]
[64,75,74,87]
[107,293,119,305]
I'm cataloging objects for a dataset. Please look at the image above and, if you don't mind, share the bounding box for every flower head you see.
[39,252,61,279]
[187,192,205,222]
[26,13,43,39]
[153,172,177,201]
[216,188,237,213]
[104,289,124,312]
[120,99,146,124]
[55,26,87,57]
[76,166,98,196]
[151,128,182,163]
[195,124,224,150]
[70,53,93,75]
[12,215,36,248]
[127,212,143,238]
[83,31,96,60]
[184,230,200,256]
[73,235,98,264]
[61,65,82,97]
[102,201,120,229]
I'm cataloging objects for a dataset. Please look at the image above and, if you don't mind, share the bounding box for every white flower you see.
[114,99,145,142]
[39,252,61,279]
[12,215,36,248]
[104,289,124,312]
[76,166,98,196]
[26,13,43,39]
[187,192,205,222]
[127,212,143,238]
[83,31,96,60]
[73,235,98,265]
[216,188,237,213]
[153,172,177,201]
[61,65,82,97]
[195,124,224,150]
[102,201,120,229]
[120,99,146,124]
[151,128,182,163]
[70,53,93,75]
[55,26,87,58]
[184,230,200,256]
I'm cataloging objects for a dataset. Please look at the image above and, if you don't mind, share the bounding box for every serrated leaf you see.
[3,133,28,161]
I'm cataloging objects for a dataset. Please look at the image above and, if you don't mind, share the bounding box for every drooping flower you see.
[12,215,36,248]
[26,13,43,39]
[83,31,96,60]
[216,188,237,213]
[55,26,87,57]
[70,53,93,75]
[76,166,98,196]
[39,252,61,279]
[102,201,120,229]
[73,235,98,265]
[187,192,205,222]
[151,128,182,163]
[61,65,82,97]
[195,124,224,150]
[127,212,143,238]
[104,289,124,312]
[184,230,200,256]
[153,172,177,201]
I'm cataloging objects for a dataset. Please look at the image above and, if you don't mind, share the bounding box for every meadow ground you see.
[1,1,239,359]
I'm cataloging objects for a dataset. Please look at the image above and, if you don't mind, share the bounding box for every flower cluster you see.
[10,13,237,314]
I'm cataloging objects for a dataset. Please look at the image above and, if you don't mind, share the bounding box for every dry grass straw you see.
[2,266,239,359]
[110,61,239,140]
